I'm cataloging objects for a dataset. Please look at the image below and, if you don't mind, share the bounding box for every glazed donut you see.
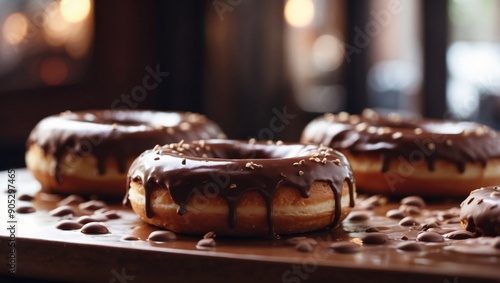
[26,110,225,197]
[460,186,500,236]
[126,139,356,237]
[300,109,500,197]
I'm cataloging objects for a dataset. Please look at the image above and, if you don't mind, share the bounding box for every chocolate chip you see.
[365,227,380,233]
[426,228,456,235]
[346,212,370,221]
[148,230,177,242]
[400,196,426,208]
[56,220,83,230]
[203,231,216,239]
[49,205,76,217]
[121,235,140,241]
[80,222,109,235]
[386,209,406,219]
[362,232,389,245]
[329,242,361,254]
[100,210,120,220]
[417,231,444,242]
[16,206,35,214]
[77,215,106,224]
[196,238,216,249]
[57,195,85,206]
[422,222,440,231]
[398,216,420,227]
[78,200,106,211]
[443,230,476,240]
[399,204,421,215]
[18,194,34,201]
[285,237,318,246]
[295,241,315,253]
[396,242,422,252]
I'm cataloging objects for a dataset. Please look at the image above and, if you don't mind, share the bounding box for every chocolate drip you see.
[301,111,500,173]
[127,140,356,237]
[27,110,225,184]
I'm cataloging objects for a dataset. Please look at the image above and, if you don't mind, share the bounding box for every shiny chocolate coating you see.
[300,109,500,173]
[126,140,356,237]
[26,110,226,183]
[460,186,500,236]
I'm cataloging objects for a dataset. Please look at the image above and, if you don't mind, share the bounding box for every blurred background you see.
[1,0,500,170]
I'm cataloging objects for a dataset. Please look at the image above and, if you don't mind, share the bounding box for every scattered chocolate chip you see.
[386,209,406,219]
[77,215,105,224]
[396,242,422,252]
[285,237,318,246]
[56,220,83,230]
[196,238,216,249]
[401,236,409,241]
[100,210,120,220]
[203,231,216,239]
[49,205,76,217]
[346,212,370,221]
[148,230,177,242]
[295,241,315,252]
[78,200,106,211]
[365,227,380,233]
[329,242,361,254]
[400,196,426,208]
[57,195,85,206]
[398,216,420,227]
[360,195,387,207]
[417,231,444,242]
[16,206,35,214]
[80,222,109,235]
[362,232,389,245]
[422,222,440,230]
[18,194,35,201]
[399,204,421,215]
[443,230,476,240]
[121,235,140,241]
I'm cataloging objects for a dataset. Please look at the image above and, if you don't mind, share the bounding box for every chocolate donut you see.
[460,186,500,236]
[26,110,225,197]
[300,109,500,197]
[126,139,356,237]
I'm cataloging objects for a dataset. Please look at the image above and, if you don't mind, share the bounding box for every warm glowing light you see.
[284,0,315,28]
[312,34,344,72]
[2,13,29,45]
[60,0,91,23]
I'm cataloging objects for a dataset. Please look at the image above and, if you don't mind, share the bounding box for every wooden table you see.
[0,169,499,283]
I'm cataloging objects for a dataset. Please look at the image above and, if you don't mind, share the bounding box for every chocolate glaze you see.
[460,186,500,236]
[126,140,356,237]
[301,110,500,173]
[26,110,225,183]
